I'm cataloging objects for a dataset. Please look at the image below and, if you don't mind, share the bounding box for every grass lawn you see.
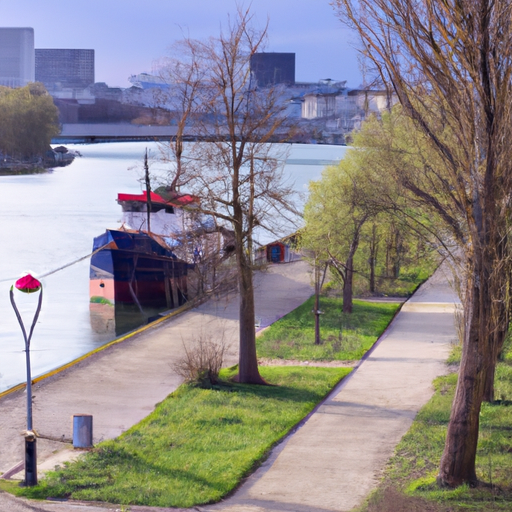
[10,277,409,508]
[257,297,402,361]
[357,345,512,512]
[371,265,435,298]
[16,366,350,508]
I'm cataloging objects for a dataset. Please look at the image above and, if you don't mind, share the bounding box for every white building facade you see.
[302,85,399,132]
[0,28,34,87]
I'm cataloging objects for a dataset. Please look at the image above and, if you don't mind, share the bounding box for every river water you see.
[0,141,347,392]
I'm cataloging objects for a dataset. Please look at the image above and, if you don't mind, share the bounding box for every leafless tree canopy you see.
[155,40,206,192]
[158,7,299,384]
[333,0,512,487]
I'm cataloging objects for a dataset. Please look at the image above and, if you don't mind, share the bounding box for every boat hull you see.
[90,229,188,335]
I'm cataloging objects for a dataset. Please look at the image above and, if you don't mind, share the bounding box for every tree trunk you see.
[236,255,265,384]
[314,289,321,345]
[314,260,321,345]
[343,253,354,314]
[369,259,375,293]
[313,261,327,345]
[439,199,510,483]
[342,223,363,314]
[438,271,485,487]
[234,217,265,384]
[369,224,378,293]
[385,225,394,278]
[392,228,403,279]
[438,238,504,486]
[385,239,391,278]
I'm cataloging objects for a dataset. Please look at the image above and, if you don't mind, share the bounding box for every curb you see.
[0,297,202,402]
[208,298,407,504]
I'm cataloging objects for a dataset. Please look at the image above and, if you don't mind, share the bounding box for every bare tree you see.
[155,41,205,194]
[333,0,512,487]
[164,7,297,384]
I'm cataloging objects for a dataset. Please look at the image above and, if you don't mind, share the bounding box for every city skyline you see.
[0,0,363,89]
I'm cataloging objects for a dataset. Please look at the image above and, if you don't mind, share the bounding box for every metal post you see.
[144,148,151,233]
[10,276,43,487]
[24,433,37,486]
[73,415,93,449]
[25,344,33,431]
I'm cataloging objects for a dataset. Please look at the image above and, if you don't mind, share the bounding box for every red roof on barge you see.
[117,191,198,207]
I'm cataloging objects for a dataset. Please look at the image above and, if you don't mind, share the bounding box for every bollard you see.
[73,414,93,449]
[24,432,37,486]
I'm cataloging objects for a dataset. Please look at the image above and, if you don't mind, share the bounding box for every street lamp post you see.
[9,273,43,487]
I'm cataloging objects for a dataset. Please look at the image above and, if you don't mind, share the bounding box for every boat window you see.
[121,201,143,212]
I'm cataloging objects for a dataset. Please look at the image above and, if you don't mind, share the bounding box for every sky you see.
[1,0,363,89]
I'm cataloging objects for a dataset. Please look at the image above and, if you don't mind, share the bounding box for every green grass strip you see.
[18,366,350,508]
[257,297,401,361]
[360,351,512,511]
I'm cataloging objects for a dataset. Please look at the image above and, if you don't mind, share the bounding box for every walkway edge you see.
[0,297,204,402]
[215,298,407,502]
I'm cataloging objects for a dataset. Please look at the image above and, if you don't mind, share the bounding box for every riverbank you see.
[0,261,314,477]
[0,165,48,175]
[0,146,77,175]
[0,141,347,395]
[0,258,459,512]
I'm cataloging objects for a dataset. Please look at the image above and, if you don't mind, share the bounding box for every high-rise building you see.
[250,53,295,87]
[0,28,35,87]
[35,49,95,90]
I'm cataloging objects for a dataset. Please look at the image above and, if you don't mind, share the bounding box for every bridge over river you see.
[53,123,307,144]
[53,123,182,143]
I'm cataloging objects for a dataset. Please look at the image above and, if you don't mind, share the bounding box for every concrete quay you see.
[0,261,314,481]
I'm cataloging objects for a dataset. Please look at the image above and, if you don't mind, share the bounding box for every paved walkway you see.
[0,261,458,512]
[0,262,313,502]
[201,264,458,512]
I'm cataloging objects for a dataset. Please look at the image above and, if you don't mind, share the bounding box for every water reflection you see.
[89,301,167,337]
[89,301,115,335]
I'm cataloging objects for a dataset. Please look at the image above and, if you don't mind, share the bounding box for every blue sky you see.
[1,0,362,88]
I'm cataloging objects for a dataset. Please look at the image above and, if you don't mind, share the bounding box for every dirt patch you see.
[366,486,447,512]
[358,296,407,303]
[258,358,356,368]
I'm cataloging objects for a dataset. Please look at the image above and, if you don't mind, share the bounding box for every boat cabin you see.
[117,191,199,237]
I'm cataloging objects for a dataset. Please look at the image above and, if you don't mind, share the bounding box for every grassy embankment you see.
[359,264,435,299]
[256,261,433,362]
[8,274,411,507]
[257,297,401,361]
[356,343,512,512]
[12,366,349,507]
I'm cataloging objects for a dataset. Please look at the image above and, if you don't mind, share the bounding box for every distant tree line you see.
[0,83,60,162]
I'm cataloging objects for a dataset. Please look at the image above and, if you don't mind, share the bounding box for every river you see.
[0,141,347,392]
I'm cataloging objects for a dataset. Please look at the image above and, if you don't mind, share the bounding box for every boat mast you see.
[144,148,151,234]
